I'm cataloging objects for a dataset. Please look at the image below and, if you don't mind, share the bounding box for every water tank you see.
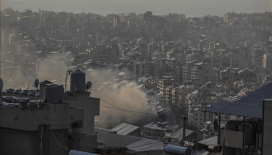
[164,145,192,155]
[69,150,98,155]
[14,103,21,109]
[225,120,240,131]
[8,103,16,109]
[20,90,29,95]
[28,100,43,110]
[239,123,255,145]
[44,84,64,103]
[6,88,14,93]
[1,102,9,108]
[70,70,86,93]
[13,98,30,109]
[1,96,13,103]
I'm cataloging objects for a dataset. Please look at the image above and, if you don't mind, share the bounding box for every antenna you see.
[86,81,92,90]
[72,83,78,93]
[34,79,39,90]
[0,78,3,92]
[65,69,73,92]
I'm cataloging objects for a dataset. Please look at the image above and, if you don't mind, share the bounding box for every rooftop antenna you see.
[34,79,39,90]
[0,78,3,92]
[71,83,78,93]
[86,81,92,93]
[65,68,73,92]
[0,78,3,98]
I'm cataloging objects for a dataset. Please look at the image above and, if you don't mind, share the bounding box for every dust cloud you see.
[1,51,159,128]
[86,69,159,128]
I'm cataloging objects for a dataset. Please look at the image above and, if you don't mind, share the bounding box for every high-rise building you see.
[113,16,120,28]
[263,53,272,69]
[144,11,153,22]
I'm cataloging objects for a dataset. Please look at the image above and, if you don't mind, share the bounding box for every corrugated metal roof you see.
[198,136,218,146]
[166,128,194,141]
[110,123,139,135]
[126,138,163,152]
[204,82,272,118]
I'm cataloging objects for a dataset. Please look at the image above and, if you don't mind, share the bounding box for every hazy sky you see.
[4,0,272,17]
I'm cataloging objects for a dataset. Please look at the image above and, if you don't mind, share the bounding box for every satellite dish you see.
[72,83,78,92]
[34,79,39,88]
[0,78,3,91]
[86,81,92,90]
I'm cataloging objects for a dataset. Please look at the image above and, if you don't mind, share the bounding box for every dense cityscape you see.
[1,6,272,155]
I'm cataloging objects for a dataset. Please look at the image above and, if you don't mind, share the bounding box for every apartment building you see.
[133,61,156,80]
[263,53,272,69]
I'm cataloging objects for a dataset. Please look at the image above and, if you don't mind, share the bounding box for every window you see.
[195,114,197,116]
[195,118,197,120]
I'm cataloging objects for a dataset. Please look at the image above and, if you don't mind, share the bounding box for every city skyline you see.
[4,0,272,17]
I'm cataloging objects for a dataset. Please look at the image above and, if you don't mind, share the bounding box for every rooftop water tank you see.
[13,89,22,94]
[1,102,9,108]
[28,100,43,110]
[225,120,240,131]
[44,84,64,103]
[8,103,16,109]
[164,145,192,155]
[70,70,86,93]
[14,103,21,109]
[14,98,30,109]
[1,96,13,103]
[239,123,255,145]
[69,150,98,155]
[20,90,29,95]
[6,88,14,93]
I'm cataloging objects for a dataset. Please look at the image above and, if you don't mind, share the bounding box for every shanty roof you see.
[126,138,163,152]
[204,82,272,118]
[110,123,139,135]
[198,136,218,146]
[166,128,194,141]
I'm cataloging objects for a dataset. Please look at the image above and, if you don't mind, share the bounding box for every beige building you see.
[263,53,272,69]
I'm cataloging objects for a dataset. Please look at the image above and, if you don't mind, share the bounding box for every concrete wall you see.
[0,103,83,131]
[81,133,98,153]
[65,96,100,134]
[0,128,69,155]
[263,100,272,155]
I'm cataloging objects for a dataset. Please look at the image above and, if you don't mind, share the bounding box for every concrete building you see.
[0,70,100,155]
[157,77,173,98]
[133,61,156,80]
[263,53,272,69]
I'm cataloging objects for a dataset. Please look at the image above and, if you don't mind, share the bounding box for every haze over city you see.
[1,0,272,155]
[4,0,272,17]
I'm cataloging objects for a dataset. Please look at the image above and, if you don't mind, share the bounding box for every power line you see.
[100,99,186,119]
[37,115,68,151]
[35,114,98,149]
